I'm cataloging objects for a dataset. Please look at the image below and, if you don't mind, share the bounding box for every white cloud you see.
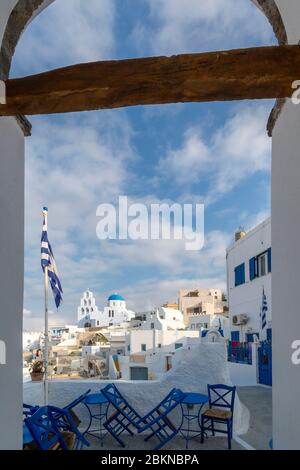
[23,308,32,317]
[123,276,226,313]
[130,0,276,55]
[12,0,116,75]
[158,104,272,204]
[23,111,136,327]
[158,129,211,185]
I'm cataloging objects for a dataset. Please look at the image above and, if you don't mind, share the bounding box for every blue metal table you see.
[179,392,209,449]
[83,392,109,446]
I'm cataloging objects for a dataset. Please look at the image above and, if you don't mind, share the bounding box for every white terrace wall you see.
[24,342,250,437]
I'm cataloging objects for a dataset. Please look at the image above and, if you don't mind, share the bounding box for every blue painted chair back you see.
[25,406,68,450]
[207,384,236,412]
[63,389,91,411]
[25,405,89,450]
[143,388,186,422]
[23,403,39,418]
[102,383,142,424]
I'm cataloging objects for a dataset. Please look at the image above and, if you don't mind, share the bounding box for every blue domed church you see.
[77,290,135,328]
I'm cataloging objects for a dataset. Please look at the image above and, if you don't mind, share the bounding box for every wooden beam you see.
[1,45,300,116]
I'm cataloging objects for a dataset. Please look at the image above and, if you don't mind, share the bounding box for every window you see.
[175,343,183,350]
[150,322,154,329]
[246,333,259,342]
[141,344,146,352]
[97,321,99,326]
[250,248,271,281]
[158,344,161,348]
[234,263,245,287]
[258,252,267,277]
[127,344,130,352]
[111,310,114,318]
[231,331,240,342]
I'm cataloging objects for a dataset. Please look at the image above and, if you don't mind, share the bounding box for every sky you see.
[11,0,276,330]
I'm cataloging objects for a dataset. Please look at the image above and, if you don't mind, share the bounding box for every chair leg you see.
[104,424,126,448]
[227,420,231,450]
[200,415,204,444]
[211,419,215,436]
[144,429,156,442]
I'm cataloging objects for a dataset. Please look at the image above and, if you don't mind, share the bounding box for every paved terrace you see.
[23,344,272,450]
[84,386,272,451]
[23,383,271,451]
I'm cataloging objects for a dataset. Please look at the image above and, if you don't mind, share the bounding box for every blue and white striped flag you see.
[41,208,63,308]
[260,288,268,330]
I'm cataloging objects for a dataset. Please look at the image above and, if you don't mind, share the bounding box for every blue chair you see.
[102,384,186,450]
[23,403,39,418]
[102,384,143,448]
[138,388,186,450]
[53,389,91,429]
[201,384,236,450]
[25,406,90,450]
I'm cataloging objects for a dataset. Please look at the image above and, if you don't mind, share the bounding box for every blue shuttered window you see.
[231,331,240,341]
[249,257,256,281]
[234,263,245,287]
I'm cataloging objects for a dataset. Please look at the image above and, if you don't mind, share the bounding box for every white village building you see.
[109,307,200,380]
[226,219,272,342]
[77,290,135,328]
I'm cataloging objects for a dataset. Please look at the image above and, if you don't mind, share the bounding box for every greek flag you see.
[41,209,63,308]
[260,288,268,330]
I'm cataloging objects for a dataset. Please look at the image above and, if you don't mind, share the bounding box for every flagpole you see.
[43,207,49,406]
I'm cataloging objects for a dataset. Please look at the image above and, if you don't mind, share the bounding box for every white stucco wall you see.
[24,342,250,437]
[0,1,18,48]
[229,345,258,386]
[0,116,25,450]
[272,100,300,449]
[227,218,272,341]
[269,0,300,451]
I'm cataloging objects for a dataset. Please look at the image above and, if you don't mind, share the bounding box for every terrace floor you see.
[83,385,272,451]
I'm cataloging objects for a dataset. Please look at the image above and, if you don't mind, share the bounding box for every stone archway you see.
[0,0,288,136]
[0,0,287,82]
[1,0,299,451]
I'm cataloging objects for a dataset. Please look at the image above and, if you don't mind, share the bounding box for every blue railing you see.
[227,341,252,365]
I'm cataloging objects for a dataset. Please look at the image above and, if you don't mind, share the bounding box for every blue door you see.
[258,341,272,386]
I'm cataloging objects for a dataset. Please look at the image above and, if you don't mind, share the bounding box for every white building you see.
[179,288,226,326]
[188,314,230,339]
[140,307,186,331]
[77,289,100,328]
[22,332,41,352]
[108,307,199,380]
[226,219,272,342]
[112,330,200,381]
[77,291,135,328]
